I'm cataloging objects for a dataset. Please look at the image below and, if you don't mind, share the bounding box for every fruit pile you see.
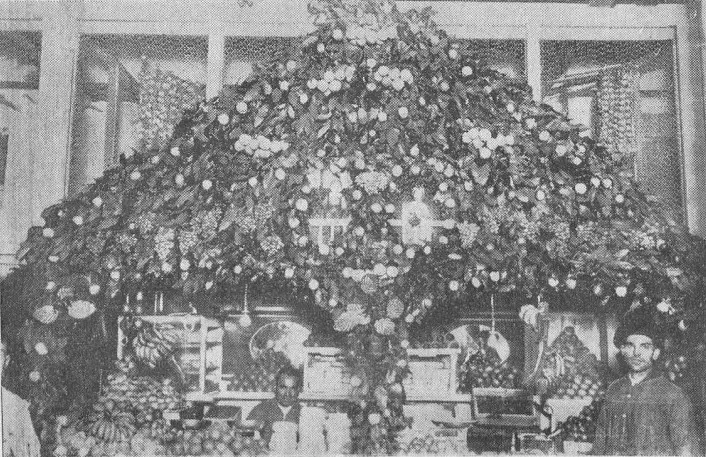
[560,398,604,444]
[545,327,600,377]
[57,420,269,456]
[663,353,689,383]
[459,347,521,391]
[83,404,137,444]
[132,323,181,368]
[544,327,603,398]
[101,372,183,425]
[163,422,268,456]
[229,349,290,392]
[552,373,605,400]
[57,427,98,457]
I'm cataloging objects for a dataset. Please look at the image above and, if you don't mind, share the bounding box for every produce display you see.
[552,373,604,400]
[100,371,183,424]
[50,370,185,456]
[228,348,290,392]
[83,404,137,444]
[559,398,604,444]
[131,322,181,369]
[161,422,268,456]
[459,345,522,391]
[58,419,269,456]
[544,327,603,399]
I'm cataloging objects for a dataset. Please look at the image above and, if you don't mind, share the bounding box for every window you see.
[0,131,8,186]
[540,40,682,221]
[68,34,208,196]
[0,31,41,90]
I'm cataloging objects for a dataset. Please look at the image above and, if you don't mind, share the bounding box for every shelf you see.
[473,388,531,397]
[185,391,473,403]
[127,314,221,328]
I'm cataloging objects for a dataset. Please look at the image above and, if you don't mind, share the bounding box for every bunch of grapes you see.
[193,208,222,240]
[115,233,138,253]
[253,203,275,226]
[136,213,156,235]
[547,222,571,258]
[178,229,199,254]
[260,235,284,257]
[154,227,175,260]
[233,210,258,233]
[521,220,541,244]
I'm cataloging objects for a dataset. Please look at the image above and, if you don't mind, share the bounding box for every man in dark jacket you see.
[593,312,697,455]
[247,366,301,444]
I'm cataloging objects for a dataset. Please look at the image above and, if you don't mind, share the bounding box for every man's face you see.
[275,375,300,407]
[620,334,660,373]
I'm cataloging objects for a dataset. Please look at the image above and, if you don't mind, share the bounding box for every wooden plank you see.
[526,25,542,102]
[675,19,706,235]
[207,31,225,100]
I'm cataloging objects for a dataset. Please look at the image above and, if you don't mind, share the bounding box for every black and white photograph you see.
[1,0,706,455]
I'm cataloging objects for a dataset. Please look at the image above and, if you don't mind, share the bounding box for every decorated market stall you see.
[2,0,706,455]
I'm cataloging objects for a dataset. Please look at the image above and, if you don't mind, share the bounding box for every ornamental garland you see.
[4,0,706,454]
[597,66,640,163]
[137,58,205,152]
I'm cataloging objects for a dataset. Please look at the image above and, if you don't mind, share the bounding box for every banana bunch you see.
[519,304,541,329]
[85,410,136,443]
[133,324,180,368]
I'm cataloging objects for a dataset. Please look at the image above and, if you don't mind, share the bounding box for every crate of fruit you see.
[302,347,353,399]
[403,349,460,400]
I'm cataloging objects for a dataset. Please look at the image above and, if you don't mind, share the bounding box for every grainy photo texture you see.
[1,0,706,455]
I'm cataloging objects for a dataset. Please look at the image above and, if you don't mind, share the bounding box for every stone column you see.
[33,5,80,225]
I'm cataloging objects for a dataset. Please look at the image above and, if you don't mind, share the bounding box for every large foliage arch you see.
[4,0,706,453]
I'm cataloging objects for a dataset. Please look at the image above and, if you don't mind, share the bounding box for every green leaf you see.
[317,122,330,139]
[386,128,400,146]
[98,217,118,230]
[175,188,197,207]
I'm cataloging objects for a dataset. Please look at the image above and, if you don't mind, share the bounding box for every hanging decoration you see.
[137,58,205,151]
[597,65,640,162]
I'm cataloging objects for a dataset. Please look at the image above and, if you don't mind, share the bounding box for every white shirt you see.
[279,404,293,419]
[2,387,41,457]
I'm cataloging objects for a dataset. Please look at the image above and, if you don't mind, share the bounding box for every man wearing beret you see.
[593,313,697,455]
